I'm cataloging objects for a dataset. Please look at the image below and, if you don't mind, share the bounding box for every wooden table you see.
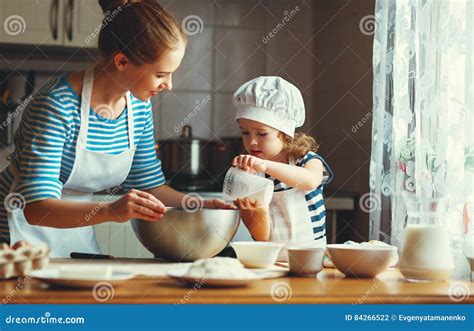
[1,258,472,304]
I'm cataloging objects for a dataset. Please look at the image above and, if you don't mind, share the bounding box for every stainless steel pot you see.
[156,125,213,178]
[131,208,240,261]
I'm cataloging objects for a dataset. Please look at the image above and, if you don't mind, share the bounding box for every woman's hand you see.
[232,154,267,173]
[203,198,237,209]
[106,189,166,222]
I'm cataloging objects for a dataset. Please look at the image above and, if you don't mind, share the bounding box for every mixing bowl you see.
[230,241,284,268]
[131,208,240,262]
[326,244,396,278]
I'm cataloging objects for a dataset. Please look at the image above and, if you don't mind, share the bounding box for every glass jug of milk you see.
[399,196,455,281]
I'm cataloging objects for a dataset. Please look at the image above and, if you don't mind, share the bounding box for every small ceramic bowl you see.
[287,245,326,277]
[230,242,284,268]
[326,244,396,278]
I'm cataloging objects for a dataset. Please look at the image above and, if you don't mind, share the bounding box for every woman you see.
[0,0,232,257]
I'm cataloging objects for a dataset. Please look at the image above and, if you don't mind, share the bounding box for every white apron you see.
[267,159,327,261]
[8,67,137,258]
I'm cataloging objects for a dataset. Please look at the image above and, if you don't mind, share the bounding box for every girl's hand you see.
[204,198,237,209]
[232,154,267,173]
[233,198,266,211]
[106,189,166,222]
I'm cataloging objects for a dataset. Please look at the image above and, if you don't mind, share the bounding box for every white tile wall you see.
[214,28,267,92]
[156,0,315,139]
[172,27,214,91]
[158,91,213,139]
[212,92,240,137]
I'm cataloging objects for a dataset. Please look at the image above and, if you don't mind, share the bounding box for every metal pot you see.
[156,125,213,178]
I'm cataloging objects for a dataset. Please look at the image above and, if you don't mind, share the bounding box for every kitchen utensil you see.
[131,208,240,262]
[156,125,213,178]
[399,196,454,281]
[230,241,284,268]
[30,269,135,289]
[222,167,274,205]
[167,265,286,287]
[287,245,325,277]
[70,252,116,260]
[59,265,113,279]
[326,244,396,278]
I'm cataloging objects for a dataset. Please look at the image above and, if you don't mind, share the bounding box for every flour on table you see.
[185,257,256,279]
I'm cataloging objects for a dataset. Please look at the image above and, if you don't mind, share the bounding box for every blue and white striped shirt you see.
[0,73,165,242]
[266,152,333,240]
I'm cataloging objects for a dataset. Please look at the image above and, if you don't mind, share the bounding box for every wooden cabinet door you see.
[0,0,64,46]
[63,0,104,48]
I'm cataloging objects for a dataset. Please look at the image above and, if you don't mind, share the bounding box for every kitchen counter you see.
[1,258,472,304]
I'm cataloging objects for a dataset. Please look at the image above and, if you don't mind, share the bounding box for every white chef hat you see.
[233,76,305,138]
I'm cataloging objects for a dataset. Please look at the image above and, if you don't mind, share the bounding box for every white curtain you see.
[369,0,473,256]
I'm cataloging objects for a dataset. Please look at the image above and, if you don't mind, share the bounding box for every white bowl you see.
[287,245,325,277]
[230,242,284,268]
[326,244,396,278]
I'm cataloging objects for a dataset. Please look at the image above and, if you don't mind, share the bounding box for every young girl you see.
[232,76,334,249]
[0,0,231,257]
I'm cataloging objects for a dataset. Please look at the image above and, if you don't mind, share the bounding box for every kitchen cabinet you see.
[0,0,103,48]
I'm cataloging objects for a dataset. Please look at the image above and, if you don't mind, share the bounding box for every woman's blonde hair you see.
[279,132,320,160]
[98,0,187,64]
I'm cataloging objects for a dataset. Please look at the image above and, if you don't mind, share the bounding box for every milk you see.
[399,224,454,281]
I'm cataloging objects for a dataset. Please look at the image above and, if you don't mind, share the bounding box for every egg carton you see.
[0,242,50,279]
